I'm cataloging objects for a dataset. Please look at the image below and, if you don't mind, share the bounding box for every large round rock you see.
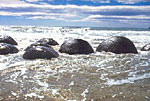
[23,46,59,60]
[0,35,18,45]
[37,38,59,46]
[141,43,150,51]
[0,43,19,55]
[96,36,138,54]
[59,39,94,55]
[24,42,52,51]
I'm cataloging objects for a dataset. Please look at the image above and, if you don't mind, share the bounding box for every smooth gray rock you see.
[59,39,94,55]
[0,35,18,45]
[0,43,19,55]
[141,43,150,51]
[96,36,138,54]
[23,46,59,60]
[24,42,52,51]
[37,38,59,46]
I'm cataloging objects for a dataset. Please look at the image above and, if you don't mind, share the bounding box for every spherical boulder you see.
[96,36,138,54]
[24,42,52,51]
[0,43,19,55]
[0,35,18,45]
[37,38,59,46]
[23,46,59,60]
[59,39,94,55]
[141,43,150,51]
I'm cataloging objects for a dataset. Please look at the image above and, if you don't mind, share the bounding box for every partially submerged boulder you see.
[141,43,150,51]
[0,35,18,45]
[0,43,19,55]
[24,42,52,51]
[96,36,138,54]
[23,46,59,60]
[59,39,94,55]
[37,38,59,46]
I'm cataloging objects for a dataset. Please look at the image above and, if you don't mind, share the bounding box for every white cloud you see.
[82,0,110,3]
[117,0,150,4]
[0,0,25,4]
[26,0,42,2]
[25,0,53,3]
[84,15,150,21]
[65,0,150,4]
[82,0,150,4]
[0,0,149,25]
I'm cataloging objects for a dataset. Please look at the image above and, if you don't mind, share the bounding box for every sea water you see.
[0,26,150,100]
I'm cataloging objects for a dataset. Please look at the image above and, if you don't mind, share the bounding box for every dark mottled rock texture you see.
[37,38,59,46]
[23,46,59,60]
[141,43,150,51]
[59,39,94,55]
[96,36,138,54]
[24,42,52,51]
[0,43,19,55]
[0,35,18,45]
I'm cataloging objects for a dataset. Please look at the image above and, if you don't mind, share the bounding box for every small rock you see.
[0,43,19,55]
[37,38,59,46]
[0,35,18,45]
[141,43,150,51]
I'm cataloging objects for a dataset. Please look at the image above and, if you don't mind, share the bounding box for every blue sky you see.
[0,0,150,28]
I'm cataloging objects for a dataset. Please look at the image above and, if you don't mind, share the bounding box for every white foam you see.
[11,91,17,96]
[25,93,44,99]
[81,87,89,101]
[20,68,27,75]
[106,73,150,86]
[69,81,74,86]
[51,89,64,99]
[36,80,49,88]
[51,89,59,96]
[1,26,150,70]
[35,47,43,51]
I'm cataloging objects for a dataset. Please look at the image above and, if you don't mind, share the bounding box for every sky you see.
[0,0,150,28]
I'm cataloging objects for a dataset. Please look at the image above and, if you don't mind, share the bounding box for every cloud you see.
[25,0,53,3]
[63,0,150,4]
[82,0,150,4]
[117,0,150,4]
[0,0,25,4]
[84,15,150,22]
[81,0,110,3]
[83,6,150,16]
[25,0,43,2]
[0,0,150,26]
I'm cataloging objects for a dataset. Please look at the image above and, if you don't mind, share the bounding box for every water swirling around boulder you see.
[141,43,150,51]
[23,46,59,60]
[37,38,59,46]
[0,35,18,45]
[0,43,19,55]
[24,42,52,51]
[59,39,94,55]
[96,36,138,54]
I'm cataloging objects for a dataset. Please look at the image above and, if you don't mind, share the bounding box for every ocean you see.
[0,25,150,100]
